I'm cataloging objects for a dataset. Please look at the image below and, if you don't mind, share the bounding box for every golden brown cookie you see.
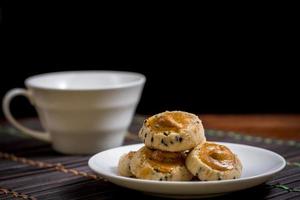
[139,111,206,152]
[118,151,136,177]
[130,146,193,181]
[186,142,242,181]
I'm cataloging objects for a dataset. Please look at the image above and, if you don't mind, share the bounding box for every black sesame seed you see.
[161,139,168,146]
[151,137,154,142]
[165,176,168,180]
[163,132,168,136]
[179,137,183,142]
[154,168,160,172]
[218,177,221,180]
[170,141,174,144]
[233,176,236,179]
[175,136,180,142]
[195,173,199,176]
[159,178,163,181]
[145,133,147,138]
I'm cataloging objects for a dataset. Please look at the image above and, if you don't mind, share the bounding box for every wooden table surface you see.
[199,114,300,140]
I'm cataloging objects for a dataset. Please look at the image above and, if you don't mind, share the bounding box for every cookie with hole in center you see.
[130,146,193,181]
[185,142,242,181]
[139,111,206,152]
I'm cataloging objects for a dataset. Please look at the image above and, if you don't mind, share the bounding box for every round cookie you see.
[185,142,242,181]
[130,146,193,181]
[118,151,136,177]
[139,111,206,152]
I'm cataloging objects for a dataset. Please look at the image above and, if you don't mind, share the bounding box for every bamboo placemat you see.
[1,116,300,200]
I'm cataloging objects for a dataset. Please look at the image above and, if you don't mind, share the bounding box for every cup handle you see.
[2,88,51,142]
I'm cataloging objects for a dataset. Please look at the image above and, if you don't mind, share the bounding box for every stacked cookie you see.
[118,111,242,181]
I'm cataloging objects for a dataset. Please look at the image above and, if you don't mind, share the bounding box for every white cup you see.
[2,71,145,154]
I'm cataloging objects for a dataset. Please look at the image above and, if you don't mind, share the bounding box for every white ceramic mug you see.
[2,71,145,154]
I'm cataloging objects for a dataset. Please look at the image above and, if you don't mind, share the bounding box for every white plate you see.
[88,142,286,198]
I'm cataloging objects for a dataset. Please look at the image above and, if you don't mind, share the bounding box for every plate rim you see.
[88,142,286,185]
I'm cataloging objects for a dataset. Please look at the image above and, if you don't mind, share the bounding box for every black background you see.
[0,4,299,118]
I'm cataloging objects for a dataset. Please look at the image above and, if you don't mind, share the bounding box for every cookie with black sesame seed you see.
[118,151,136,177]
[129,146,193,181]
[138,111,206,152]
[185,142,242,181]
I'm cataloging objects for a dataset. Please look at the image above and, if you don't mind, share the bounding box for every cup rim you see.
[25,70,146,91]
